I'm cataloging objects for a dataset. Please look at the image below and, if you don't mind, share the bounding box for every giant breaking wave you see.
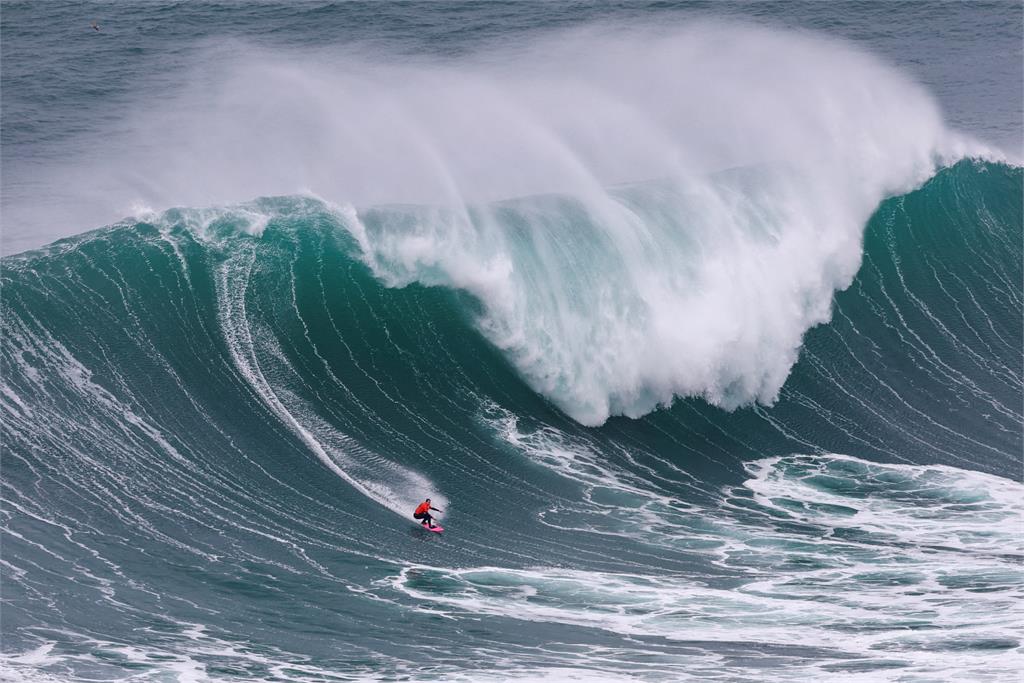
[4,22,1003,425]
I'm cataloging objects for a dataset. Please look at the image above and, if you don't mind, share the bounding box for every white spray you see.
[17,21,1001,424]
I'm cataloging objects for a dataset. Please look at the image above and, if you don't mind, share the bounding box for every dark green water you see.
[2,160,1021,681]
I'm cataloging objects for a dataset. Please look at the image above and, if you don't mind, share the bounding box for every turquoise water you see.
[2,2,1022,681]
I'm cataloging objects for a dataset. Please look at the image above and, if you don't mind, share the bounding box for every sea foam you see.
[326,23,993,423]
[40,21,1000,423]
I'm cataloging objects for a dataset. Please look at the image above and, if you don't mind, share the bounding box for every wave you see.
[3,158,1020,499]
[2,152,1020,681]
[9,21,1008,427]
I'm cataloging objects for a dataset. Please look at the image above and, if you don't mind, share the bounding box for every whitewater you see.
[1,2,1021,682]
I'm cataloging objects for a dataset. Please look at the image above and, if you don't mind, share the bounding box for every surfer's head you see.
[425,498,431,503]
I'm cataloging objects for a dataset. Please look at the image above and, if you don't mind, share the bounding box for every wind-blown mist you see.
[13,22,999,424]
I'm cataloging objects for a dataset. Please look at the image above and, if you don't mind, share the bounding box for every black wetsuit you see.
[413,511,432,524]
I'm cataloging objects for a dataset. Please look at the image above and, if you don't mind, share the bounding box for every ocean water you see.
[1,2,1021,682]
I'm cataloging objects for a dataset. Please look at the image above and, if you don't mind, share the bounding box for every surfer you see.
[413,499,442,529]
[90,20,100,32]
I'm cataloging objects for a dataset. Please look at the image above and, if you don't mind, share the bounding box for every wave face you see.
[2,158,1021,681]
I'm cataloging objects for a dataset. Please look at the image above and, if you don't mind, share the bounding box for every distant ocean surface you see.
[2,2,1021,681]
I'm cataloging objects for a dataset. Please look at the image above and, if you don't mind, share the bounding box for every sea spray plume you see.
[78,21,996,210]
[338,22,994,425]
[44,22,998,424]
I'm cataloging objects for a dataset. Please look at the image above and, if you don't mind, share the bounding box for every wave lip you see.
[322,23,1001,425]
